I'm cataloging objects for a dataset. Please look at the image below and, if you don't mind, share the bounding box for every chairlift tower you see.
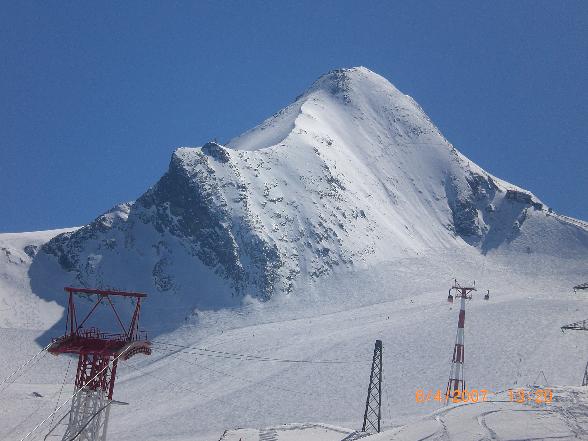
[561,283,588,386]
[48,287,151,441]
[561,318,588,386]
[445,279,476,403]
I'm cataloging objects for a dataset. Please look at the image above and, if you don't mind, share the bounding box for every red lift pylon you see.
[48,287,151,441]
[445,279,476,403]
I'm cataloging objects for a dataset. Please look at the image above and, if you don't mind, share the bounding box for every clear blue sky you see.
[1,1,586,232]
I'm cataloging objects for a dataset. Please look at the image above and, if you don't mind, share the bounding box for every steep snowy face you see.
[226,67,527,249]
[36,67,588,304]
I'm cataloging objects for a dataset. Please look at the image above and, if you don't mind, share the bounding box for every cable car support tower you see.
[445,280,476,403]
[561,283,588,386]
[362,339,383,434]
[47,287,151,441]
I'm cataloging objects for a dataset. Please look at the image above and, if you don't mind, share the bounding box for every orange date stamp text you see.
[415,388,553,404]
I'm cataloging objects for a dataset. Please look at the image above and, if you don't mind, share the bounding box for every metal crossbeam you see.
[561,320,588,332]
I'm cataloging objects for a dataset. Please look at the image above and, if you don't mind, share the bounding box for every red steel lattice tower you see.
[445,280,476,403]
[48,287,151,441]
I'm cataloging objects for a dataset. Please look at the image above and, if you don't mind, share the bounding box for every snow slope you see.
[221,386,588,441]
[0,229,75,331]
[1,67,588,440]
[2,238,587,440]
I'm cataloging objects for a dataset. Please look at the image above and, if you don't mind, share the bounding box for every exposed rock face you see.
[42,149,285,300]
[446,171,500,243]
[135,146,284,298]
[36,67,588,305]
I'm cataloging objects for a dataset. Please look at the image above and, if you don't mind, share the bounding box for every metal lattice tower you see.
[561,282,588,386]
[362,340,383,433]
[561,320,588,386]
[445,280,476,403]
[48,287,151,441]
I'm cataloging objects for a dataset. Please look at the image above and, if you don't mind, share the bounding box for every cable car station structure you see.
[48,287,151,441]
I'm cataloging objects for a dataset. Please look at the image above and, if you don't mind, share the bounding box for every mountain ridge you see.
[26,67,588,310]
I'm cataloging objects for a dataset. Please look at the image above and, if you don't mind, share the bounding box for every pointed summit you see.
[305,66,403,101]
[228,66,431,152]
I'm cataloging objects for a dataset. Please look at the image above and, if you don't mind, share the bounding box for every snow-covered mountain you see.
[27,67,588,313]
[2,67,588,441]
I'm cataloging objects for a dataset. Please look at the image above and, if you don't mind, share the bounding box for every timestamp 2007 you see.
[415,388,553,404]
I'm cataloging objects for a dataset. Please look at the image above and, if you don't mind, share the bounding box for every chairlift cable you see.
[48,358,72,429]
[155,348,318,399]
[19,346,132,441]
[0,342,53,392]
[151,341,363,364]
[123,361,248,409]
[123,358,333,419]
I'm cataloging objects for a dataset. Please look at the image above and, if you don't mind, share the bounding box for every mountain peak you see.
[228,66,411,152]
[305,66,402,101]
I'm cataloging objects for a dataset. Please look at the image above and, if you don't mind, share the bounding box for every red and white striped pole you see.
[445,281,475,403]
